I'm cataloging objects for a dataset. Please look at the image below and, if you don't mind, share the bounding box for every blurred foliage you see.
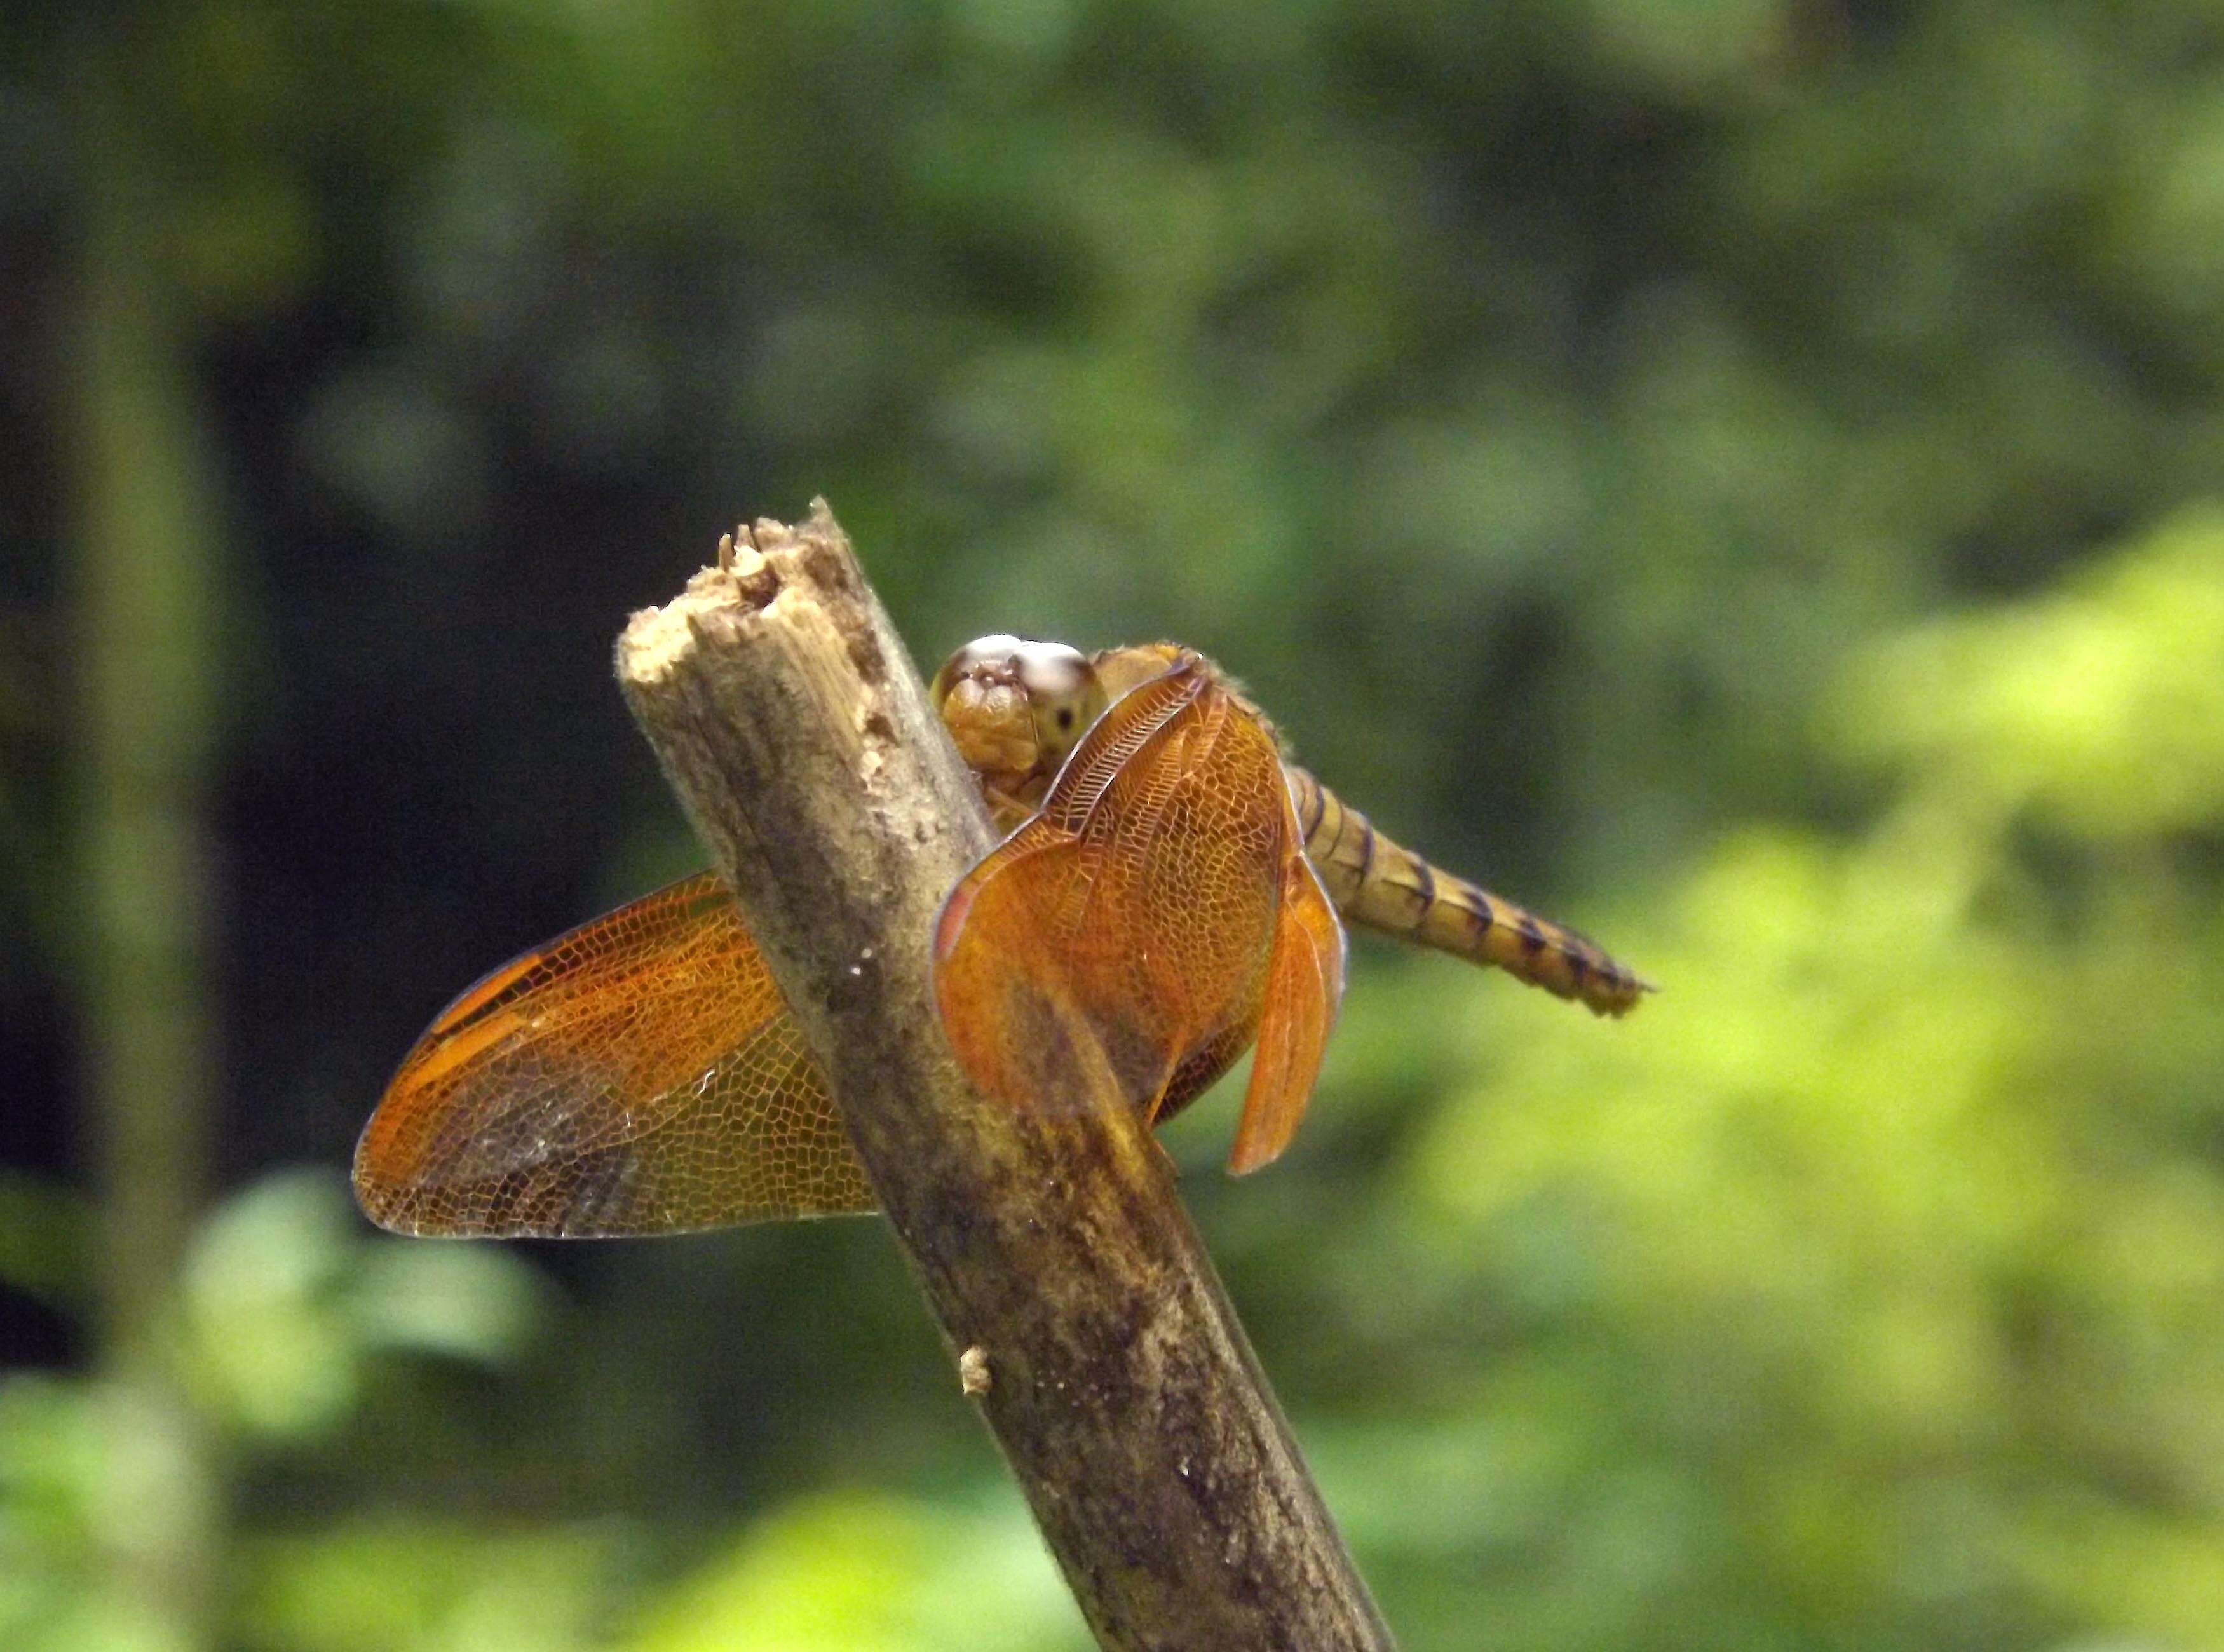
[6,0,2224,1649]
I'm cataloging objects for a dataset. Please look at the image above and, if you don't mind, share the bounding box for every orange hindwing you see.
[354,874,872,1236]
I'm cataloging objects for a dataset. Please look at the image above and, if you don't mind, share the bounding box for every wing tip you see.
[1225,1133,1289,1177]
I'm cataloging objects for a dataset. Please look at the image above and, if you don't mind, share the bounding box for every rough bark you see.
[614,502,1395,1652]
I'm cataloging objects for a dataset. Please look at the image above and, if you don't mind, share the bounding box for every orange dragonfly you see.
[354,639,1650,1237]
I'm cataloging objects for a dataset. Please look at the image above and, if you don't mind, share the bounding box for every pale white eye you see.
[954,635,1026,670]
[1013,643,1090,700]
[1016,644,1106,757]
[929,635,1027,710]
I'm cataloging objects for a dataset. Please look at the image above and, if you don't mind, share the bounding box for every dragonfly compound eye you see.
[929,635,1028,712]
[1015,644,1107,766]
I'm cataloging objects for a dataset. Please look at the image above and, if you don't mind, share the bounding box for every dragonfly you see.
[353,638,1650,1238]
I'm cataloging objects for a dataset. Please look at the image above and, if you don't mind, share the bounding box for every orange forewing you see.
[353,874,872,1236]
[933,661,1347,1170]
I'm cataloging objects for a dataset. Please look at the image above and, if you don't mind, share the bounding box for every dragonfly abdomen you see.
[1285,767,1648,1017]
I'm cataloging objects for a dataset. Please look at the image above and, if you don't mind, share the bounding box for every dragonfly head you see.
[930,636,1109,797]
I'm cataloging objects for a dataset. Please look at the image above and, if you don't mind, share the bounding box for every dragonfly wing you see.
[934,661,1303,1148]
[354,873,873,1236]
[1229,788,1348,1174]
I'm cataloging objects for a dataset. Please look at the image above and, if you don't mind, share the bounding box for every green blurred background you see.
[6,2,2224,1648]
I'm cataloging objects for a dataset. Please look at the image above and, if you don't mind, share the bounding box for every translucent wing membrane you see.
[935,660,1347,1171]
[354,874,873,1236]
[1231,790,1347,1174]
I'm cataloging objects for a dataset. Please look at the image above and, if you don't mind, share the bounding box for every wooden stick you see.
[615,501,1395,1651]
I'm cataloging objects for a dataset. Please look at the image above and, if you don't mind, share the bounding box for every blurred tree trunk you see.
[70,49,225,1652]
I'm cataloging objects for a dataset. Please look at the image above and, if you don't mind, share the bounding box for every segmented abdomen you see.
[1285,767,1649,1017]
